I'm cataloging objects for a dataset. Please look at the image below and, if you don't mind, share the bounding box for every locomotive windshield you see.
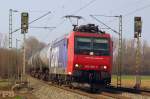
[75,37,109,56]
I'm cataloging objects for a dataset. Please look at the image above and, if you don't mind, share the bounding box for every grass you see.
[0,94,37,99]
[111,75,150,89]
[112,75,150,80]
[0,94,27,99]
[0,80,10,90]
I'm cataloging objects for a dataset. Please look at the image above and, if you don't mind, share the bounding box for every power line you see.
[92,15,119,18]
[29,11,51,24]
[116,0,144,14]
[49,0,97,28]
[30,26,56,29]
[44,19,66,42]
[92,3,150,25]
[53,19,66,31]
[9,10,51,13]
[73,0,97,14]
[90,15,119,34]
[25,10,52,13]
[124,4,150,16]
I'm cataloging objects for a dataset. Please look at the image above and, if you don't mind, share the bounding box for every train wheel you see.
[90,83,94,92]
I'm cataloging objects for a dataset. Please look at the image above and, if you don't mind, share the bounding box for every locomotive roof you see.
[50,24,111,45]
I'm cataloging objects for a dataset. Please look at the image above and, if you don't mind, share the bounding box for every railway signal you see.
[134,16,142,89]
[21,12,29,33]
[21,12,29,83]
[134,17,142,38]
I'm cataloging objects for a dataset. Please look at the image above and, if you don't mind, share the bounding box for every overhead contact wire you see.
[72,0,97,14]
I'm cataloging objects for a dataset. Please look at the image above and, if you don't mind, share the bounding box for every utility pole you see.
[23,33,26,76]
[9,9,18,48]
[8,9,18,87]
[134,17,142,89]
[135,36,141,89]
[22,33,26,82]
[8,9,13,87]
[117,15,122,87]
[9,9,13,49]
[16,39,20,81]
[90,15,123,87]
[21,12,29,82]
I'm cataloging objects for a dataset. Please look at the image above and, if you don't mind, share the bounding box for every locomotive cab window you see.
[75,37,109,56]
[93,38,109,56]
[75,37,91,55]
[76,37,91,50]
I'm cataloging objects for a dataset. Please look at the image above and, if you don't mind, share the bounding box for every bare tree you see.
[25,36,46,60]
[0,33,8,48]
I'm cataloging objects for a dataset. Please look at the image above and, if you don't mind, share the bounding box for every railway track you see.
[48,82,131,99]
[47,78,150,98]
[27,75,150,99]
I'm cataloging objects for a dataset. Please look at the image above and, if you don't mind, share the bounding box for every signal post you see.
[21,12,29,82]
[134,16,142,89]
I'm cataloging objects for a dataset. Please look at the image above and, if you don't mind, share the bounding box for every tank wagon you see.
[29,24,113,90]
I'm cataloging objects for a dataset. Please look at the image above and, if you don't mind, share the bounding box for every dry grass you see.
[0,80,10,90]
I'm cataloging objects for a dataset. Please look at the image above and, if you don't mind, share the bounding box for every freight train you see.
[28,24,113,91]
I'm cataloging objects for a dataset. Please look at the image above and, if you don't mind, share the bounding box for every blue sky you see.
[0,0,150,46]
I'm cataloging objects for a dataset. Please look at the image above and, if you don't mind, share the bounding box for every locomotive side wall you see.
[49,38,68,74]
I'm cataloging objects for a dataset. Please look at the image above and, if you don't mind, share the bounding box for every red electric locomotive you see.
[67,24,113,85]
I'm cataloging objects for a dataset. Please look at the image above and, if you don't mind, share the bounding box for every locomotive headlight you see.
[75,64,79,67]
[75,64,82,68]
[68,72,72,75]
[100,65,107,70]
[103,65,107,69]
